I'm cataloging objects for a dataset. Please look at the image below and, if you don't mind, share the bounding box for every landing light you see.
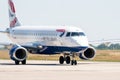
[38,46,43,49]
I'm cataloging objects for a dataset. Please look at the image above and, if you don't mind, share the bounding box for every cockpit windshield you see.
[66,32,71,37]
[66,32,85,37]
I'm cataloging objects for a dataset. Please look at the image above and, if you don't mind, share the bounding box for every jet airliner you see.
[0,0,96,65]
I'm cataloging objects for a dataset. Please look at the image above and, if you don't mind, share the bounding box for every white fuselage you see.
[8,26,89,47]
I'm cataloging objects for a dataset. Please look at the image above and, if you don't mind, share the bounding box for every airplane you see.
[0,0,96,65]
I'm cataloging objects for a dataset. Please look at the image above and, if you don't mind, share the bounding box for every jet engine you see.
[9,45,27,62]
[79,47,96,60]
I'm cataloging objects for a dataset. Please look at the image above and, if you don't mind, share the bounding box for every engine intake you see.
[79,47,96,60]
[10,45,27,61]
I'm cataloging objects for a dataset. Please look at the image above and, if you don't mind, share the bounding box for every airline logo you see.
[56,29,65,37]
[9,0,16,28]
[9,0,15,13]
[10,17,17,27]
[8,0,21,28]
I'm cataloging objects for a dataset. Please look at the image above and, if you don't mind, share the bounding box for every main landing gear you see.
[15,59,26,65]
[59,53,77,65]
[59,56,71,64]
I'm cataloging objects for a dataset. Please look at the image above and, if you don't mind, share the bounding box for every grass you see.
[0,50,120,62]
[92,50,120,62]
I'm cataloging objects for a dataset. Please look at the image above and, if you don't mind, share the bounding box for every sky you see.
[0,0,120,42]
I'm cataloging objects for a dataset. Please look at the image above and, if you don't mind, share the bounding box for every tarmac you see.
[0,60,120,80]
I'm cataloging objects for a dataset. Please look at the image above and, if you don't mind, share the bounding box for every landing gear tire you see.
[22,59,26,65]
[74,60,77,65]
[71,60,77,65]
[15,60,20,65]
[59,56,64,64]
[71,60,74,65]
[66,56,70,64]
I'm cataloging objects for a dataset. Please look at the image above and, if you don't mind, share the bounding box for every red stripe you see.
[56,29,65,32]
[10,17,17,27]
[9,0,15,13]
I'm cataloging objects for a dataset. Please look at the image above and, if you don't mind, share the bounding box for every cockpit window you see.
[71,32,79,36]
[79,32,85,36]
[71,32,85,36]
[66,32,71,37]
[66,32,85,37]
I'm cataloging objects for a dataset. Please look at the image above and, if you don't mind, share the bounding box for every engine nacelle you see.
[9,45,27,61]
[79,47,96,60]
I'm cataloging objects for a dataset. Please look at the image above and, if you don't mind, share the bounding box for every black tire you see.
[59,56,64,64]
[71,60,74,65]
[66,56,70,64]
[71,60,77,65]
[15,60,20,65]
[22,59,26,65]
[74,60,77,65]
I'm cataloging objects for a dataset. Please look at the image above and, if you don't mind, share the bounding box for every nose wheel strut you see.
[71,53,77,65]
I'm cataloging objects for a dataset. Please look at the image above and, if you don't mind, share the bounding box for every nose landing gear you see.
[71,53,77,65]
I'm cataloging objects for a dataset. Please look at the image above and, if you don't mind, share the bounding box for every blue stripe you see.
[36,46,88,54]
